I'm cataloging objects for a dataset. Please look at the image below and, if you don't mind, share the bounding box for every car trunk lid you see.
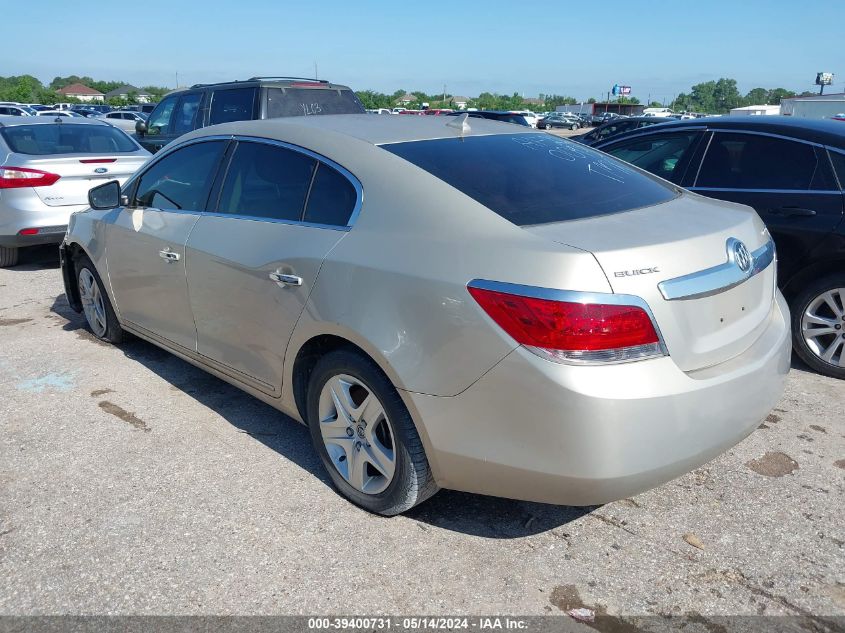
[524,193,777,372]
[21,155,148,207]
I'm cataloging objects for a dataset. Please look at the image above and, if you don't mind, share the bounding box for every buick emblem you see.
[732,240,752,272]
[94,167,108,174]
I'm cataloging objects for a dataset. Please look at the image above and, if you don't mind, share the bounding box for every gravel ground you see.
[0,245,843,625]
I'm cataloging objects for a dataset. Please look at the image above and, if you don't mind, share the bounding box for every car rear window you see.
[266,87,365,117]
[381,133,678,225]
[0,124,139,155]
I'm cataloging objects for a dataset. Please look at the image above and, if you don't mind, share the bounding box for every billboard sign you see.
[816,72,834,86]
[612,84,632,96]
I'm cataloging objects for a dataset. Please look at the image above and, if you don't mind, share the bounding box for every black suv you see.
[594,116,845,379]
[134,77,364,153]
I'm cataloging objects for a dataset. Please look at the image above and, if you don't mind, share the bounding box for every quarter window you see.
[604,133,701,183]
[303,163,357,226]
[829,150,845,189]
[134,141,225,211]
[209,88,257,125]
[217,142,317,221]
[697,133,820,190]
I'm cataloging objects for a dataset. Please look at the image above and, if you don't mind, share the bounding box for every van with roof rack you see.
[133,77,364,153]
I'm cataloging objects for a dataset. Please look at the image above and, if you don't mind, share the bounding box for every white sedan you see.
[100,110,148,132]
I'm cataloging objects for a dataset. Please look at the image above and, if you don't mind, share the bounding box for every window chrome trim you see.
[689,187,841,195]
[466,278,668,363]
[228,135,363,230]
[704,127,826,148]
[658,239,775,301]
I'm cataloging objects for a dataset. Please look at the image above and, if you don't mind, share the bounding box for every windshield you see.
[381,133,678,226]
[1,124,139,155]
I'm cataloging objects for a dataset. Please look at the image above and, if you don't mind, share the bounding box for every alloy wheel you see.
[78,268,107,338]
[801,287,845,368]
[317,374,396,494]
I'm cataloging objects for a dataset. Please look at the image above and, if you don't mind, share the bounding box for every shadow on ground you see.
[9,244,61,272]
[50,292,594,537]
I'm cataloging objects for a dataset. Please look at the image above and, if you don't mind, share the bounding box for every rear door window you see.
[209,87,257,125]
[217,141,317,221]
[134,141,226,211]
[601,132,702,183]
[382,133,678,226]
[303,163,357,226]
[696,133,820,190]
[265,87,365,117]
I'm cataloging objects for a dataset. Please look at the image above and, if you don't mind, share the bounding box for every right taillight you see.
[0,166,61,189]
[468,284,665,364]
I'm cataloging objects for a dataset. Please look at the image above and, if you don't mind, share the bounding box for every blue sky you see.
[6,0,843,102]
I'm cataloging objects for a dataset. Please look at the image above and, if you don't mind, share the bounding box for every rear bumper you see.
[0,226,67,247]
[0,195,86,247]
[407,291,791,506]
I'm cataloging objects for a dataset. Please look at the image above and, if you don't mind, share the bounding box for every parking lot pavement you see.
[0,246,843,623]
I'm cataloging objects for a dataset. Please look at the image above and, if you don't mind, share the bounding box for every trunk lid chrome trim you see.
[658,239,775,301]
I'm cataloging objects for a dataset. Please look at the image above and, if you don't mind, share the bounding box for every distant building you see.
[396,93,416,105]
[523,97,545,107]
[780,93,845,119]
[452,96,470,109]
[104,85,153,103]
[56,83,104,103]
[729,105,781,116]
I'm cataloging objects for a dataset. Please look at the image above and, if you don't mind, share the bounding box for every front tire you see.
[0,245,19,268]
[306,348,438,515]
[75,254,124,344]
[792,274,845,379]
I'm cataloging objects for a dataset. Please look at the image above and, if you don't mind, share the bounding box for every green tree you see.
[745,87,769,105]
[767,88,797,104]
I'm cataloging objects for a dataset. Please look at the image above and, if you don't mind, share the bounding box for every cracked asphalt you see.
[0,245,843,625]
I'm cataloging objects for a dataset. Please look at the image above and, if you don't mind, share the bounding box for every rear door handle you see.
[158,248,180,263]
[767,207,817,217]
[269,272,303,286]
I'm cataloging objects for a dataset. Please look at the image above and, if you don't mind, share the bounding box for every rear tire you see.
[75,254,124,344]
[0,246,19,268]
[306,348,438,515]
[791,273,845,380]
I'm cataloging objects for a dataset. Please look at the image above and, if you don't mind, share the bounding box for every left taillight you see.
[0,166,61,189]
[468,283,665,364]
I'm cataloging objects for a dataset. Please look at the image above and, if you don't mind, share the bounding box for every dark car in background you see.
[444,110,529,126]
[573,116,674,145]
[537,113,582,130]
[594,116,845,379]
[134,77,365,153]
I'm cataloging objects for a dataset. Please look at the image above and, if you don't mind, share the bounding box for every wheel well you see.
[781,258,845,301]
[62,242,86,312]
[291,335,374,423]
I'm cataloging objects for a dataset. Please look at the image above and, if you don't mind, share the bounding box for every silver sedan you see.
[0,116,150,267]
[61,114,790,515]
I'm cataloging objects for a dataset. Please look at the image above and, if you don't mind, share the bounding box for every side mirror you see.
[88,180,121,210]
[135,119,148,136]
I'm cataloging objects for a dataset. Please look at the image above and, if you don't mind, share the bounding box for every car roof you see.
[595,115,845,147]
[0,115,111,127]
[160,77,354,96]
[182,113,541,147]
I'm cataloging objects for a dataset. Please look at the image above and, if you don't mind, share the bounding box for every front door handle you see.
[159,248,180,263]
[767,207,817,217]
[269,272,303,286]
